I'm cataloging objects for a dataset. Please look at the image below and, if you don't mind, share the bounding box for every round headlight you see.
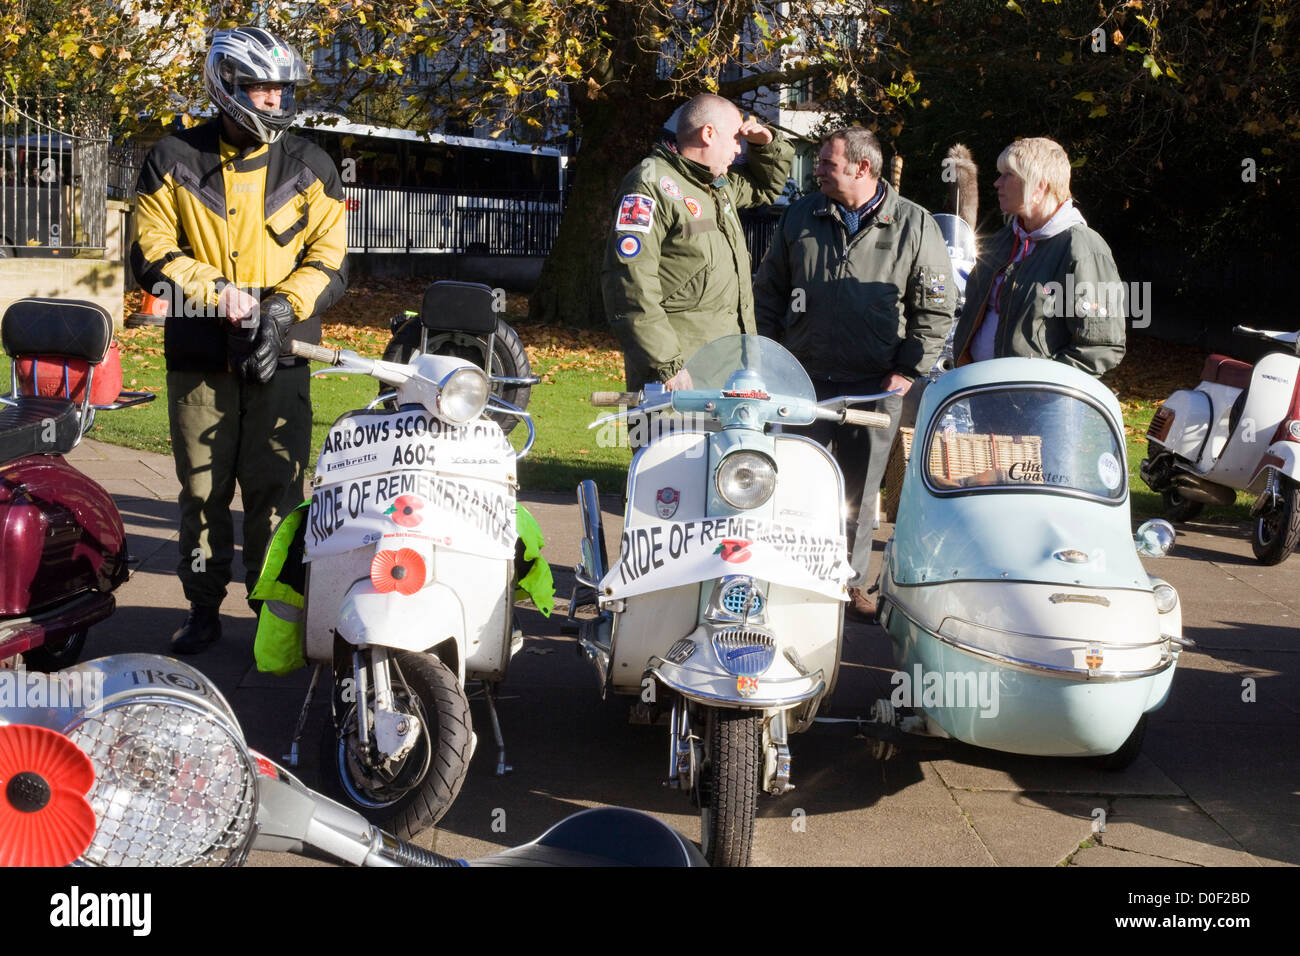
[1153,582,1179,614]
[438,367,490,424]
[716,451,777,510]
[68,698,257,866]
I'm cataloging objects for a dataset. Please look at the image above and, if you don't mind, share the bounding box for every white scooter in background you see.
[284,283,536,840]
[569,335,888,866]
[1141,325,1300,564]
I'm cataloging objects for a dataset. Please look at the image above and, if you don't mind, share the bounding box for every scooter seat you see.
[1201,353,1253,391]
[0,397,81,464]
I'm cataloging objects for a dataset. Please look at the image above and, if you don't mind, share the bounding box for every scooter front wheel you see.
[699,707,760,867]
[1252,475,1300,565]
[22,628,87,672]
[320,651,472,841]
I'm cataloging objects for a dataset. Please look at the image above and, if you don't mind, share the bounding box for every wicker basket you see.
[883,429,1045,518]
[928,432,1044,484]
[882,427,914,522]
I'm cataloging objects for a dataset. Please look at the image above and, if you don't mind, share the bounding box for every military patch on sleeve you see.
[617,234,642,258]
[659,176,682,199]
[617,194,656,233]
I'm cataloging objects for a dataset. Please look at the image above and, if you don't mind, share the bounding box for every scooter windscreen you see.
[933,213,976,293]
[681,334,816,407]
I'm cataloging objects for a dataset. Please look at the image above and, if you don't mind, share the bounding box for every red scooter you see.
[0,297,153,670]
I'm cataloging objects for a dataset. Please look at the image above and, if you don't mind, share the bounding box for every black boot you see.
[171,604,222,655]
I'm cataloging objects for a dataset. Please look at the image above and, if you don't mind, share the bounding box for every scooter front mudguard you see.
[334,578,468,685]
[644,624,825,710]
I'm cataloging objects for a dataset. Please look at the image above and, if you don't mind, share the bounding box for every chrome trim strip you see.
[883,597,1176,682]
[646,656,825,708]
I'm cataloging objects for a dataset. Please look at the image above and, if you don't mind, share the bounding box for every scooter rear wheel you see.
[1161,488,1204,523]
[320,651,473,841]
[699,707,760,867]
[1252,475,1300,565]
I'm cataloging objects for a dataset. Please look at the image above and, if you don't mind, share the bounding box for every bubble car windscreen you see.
[923,387,1126,500]
[681,334,816,404]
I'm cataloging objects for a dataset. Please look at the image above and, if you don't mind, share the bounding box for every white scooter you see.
[569,334,888,866]
[282,283,536,840]
[1141,325,1300,564]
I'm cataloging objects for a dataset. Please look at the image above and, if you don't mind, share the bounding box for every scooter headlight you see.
[437,367,490,424]
[715,451,777,511]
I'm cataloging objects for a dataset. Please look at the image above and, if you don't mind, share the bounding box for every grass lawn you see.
[0,284,1255,527]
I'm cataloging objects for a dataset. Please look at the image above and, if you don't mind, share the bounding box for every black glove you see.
[235,294,296,385]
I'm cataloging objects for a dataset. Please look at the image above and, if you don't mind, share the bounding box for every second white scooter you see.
[1141,325,1300,564]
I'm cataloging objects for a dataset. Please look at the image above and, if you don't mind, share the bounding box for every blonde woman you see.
[952,137,1125,376]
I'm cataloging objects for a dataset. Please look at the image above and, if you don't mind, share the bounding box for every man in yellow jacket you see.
[131,26,347,653]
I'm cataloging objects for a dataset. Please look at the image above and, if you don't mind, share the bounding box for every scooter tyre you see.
[320,651,473,841]
[1252,476,1300,565]
[22,628,87,672]
[701,708,760,867]
[381,317,531,434]
[1161,488,1204,523]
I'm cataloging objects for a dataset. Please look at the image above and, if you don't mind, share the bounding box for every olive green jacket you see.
[753,183,955,382]
[952,217,1126,377]
[602,138,794,390]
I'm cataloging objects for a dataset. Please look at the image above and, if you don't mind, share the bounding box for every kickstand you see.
[283,662,323,767]
[481,680,512,775]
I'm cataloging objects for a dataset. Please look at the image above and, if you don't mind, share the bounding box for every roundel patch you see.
[659,176,682,199]
[683,197,703,219]
[617,235,642,258]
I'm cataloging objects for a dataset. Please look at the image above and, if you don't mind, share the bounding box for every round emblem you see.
[659,176,682,199]
[617,235,641,258]
[1097,452,1122,490]
[683,197,703,219]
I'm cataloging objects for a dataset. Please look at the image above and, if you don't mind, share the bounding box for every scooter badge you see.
[1085,647,1103,670]
[736,676,758,697]
[656,487,680,518]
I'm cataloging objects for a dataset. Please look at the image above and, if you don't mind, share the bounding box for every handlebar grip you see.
[591,391,639,406]
[291,341,341,364]
[843,409,892,429]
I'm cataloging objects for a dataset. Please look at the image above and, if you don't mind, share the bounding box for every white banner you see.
[600,516,849,601]
[306,470,516,561]
[315,410,514,486]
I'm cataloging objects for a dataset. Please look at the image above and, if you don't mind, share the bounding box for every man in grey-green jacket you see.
[754,126,954,620]
[602,94,793,391]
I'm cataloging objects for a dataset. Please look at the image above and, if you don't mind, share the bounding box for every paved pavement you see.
[63,438,1300,868]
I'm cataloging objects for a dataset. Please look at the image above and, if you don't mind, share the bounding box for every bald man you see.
[602,94,793,391]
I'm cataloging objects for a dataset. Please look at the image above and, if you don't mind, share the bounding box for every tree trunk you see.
[529,94,676,328]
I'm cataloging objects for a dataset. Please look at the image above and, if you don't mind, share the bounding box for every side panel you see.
[1209,353,1297,485]
[609,432,708,694]
[1157,388,1215,462]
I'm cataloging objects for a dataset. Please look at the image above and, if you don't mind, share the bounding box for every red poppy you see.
[0,724,97,867]
[370,548,426,595]
[715,539,753,563]
[384,495,425,528]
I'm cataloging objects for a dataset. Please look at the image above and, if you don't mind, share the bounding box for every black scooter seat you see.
[0,397,81,464]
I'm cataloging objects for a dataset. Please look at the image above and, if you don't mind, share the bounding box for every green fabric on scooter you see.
[514,504,555,617]
[253,502,555,674]
[252,502,309,676]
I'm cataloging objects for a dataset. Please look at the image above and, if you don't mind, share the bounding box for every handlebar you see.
[291,341,343,365]
[591,391,640,406]
[843,409,892,429]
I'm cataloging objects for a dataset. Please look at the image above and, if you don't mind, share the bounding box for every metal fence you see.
[1,93,111,254]
[345,185,565,255]
[345,182,783,263]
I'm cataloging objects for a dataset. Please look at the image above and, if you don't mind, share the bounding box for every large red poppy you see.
[370,548,427,595]
[385,495,426,528]
[0,724,97,867]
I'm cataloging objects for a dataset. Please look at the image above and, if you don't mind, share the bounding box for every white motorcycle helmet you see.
[204,27,309,145]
